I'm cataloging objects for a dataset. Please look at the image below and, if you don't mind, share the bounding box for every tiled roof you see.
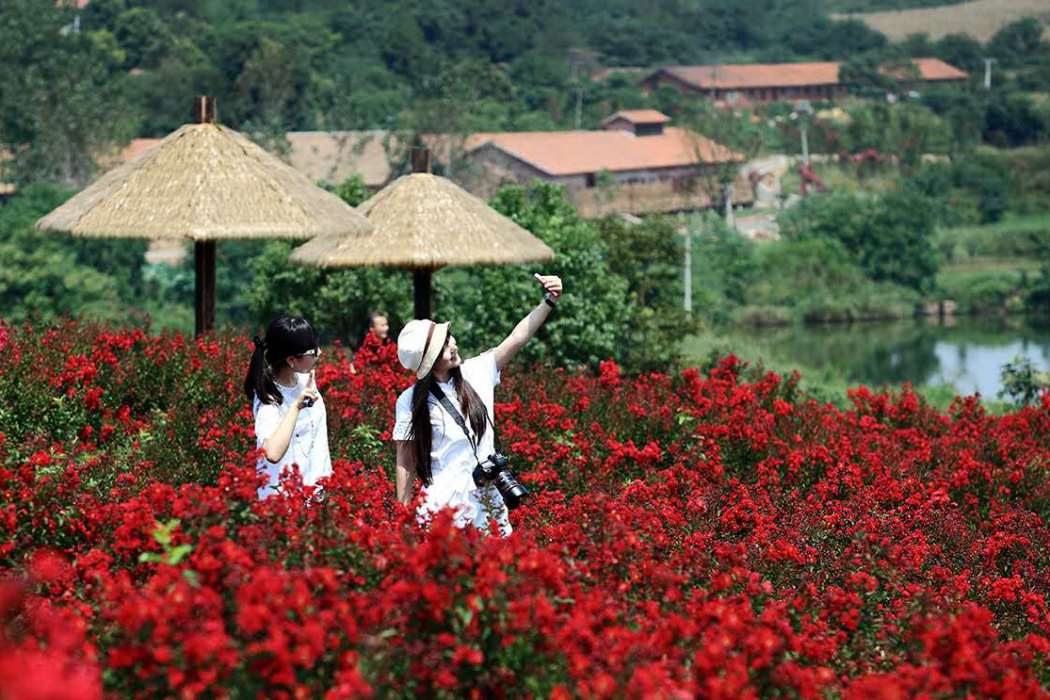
[601,110,672,126]
[653,58,966,90]
[900,58,969,81]
[120,138,162,162]
[466,127,739,177]
[662,63,841,90]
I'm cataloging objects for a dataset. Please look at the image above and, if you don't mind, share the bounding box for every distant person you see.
[244,316,331,500]
[366,311,390,344]
[392,273,563,536]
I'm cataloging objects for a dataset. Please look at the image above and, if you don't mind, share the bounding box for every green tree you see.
[0,0,135,186]
[324,175,371,207]
[244,242,411,343]
[984,92,1047,148]
[598,216,693,370]
[779,189,939,292]
[987,18,1045,68]
[949,154,1011,223]
[0,185,146,322]
[933,33,984,73]
[113,7,175,69]
[436,182,633,368]
[920,87,984,150]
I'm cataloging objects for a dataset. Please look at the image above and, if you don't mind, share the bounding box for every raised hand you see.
[298,370,319,409]
[533,272,563,301]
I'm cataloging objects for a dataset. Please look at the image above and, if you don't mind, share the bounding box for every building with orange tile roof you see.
[464,111,750,217]
[642,58,967,104]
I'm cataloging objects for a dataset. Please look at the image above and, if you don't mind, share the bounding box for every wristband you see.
[543,293,557,309]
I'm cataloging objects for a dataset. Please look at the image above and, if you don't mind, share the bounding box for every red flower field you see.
[0,321,1048,698]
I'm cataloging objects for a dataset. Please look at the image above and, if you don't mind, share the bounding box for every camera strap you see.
[429,383,504,461]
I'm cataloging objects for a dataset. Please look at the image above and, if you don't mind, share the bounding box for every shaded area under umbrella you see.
[289,149,555,319]
[36,97,372,335]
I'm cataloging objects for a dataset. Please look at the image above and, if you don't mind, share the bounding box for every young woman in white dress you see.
[392,274,563,535]
[244,316,331,500]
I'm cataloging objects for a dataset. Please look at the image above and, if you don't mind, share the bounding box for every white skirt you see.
[418,464,512,536]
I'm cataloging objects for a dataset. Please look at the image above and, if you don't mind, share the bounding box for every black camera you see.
[473,453,530,510]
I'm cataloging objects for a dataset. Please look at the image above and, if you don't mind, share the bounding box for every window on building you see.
[634,123,664,137]
[585,173,596,188]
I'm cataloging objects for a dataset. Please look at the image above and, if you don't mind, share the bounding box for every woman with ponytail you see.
[392,273,564,536]
[244,316,331,500]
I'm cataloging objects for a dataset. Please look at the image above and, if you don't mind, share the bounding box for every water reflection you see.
[734,316,1050,397]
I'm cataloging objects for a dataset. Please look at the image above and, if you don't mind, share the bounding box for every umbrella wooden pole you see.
[195,241,216,336]
[413,270,432,319]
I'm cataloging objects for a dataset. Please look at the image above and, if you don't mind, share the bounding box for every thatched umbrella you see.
[36,97,372,335]
[290,149,554,319]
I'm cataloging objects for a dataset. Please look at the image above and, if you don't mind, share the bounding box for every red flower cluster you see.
[0,322,1048,697]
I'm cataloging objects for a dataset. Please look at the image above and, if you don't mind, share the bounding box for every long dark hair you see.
[244,316,319,406]
[409,341,488,485]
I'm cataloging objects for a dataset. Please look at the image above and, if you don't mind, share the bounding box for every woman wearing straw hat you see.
[392,273,563,535]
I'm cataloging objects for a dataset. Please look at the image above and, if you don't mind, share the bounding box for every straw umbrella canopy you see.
[36,97,372,335]
[290,150,554,319]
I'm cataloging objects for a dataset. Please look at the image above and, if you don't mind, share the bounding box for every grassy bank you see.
[935,211,1050,312]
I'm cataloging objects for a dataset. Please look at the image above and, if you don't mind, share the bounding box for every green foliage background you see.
[1,0,1049,376]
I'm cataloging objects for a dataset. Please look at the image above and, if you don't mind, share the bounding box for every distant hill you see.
[833,0,1050,42]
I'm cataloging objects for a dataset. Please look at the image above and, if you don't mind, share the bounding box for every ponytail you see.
[244,317,319,406]
[244,336,282,406]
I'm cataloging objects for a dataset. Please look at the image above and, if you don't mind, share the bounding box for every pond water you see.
[723,316,1050,399]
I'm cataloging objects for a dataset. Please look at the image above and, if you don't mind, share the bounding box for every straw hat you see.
[398,319,450,379]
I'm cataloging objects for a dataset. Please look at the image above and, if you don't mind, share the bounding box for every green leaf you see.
[166,544,193,565]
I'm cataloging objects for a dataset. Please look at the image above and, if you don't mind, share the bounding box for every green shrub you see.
[1024,264,1050,313]
[429,182,631,369]
[999,355,1050,405]
[904,162,981,228]
[690,215,760,313]
[779,189,939,292]
[981,145,1050,216]
[937,214,1050,262]
[734,305,792,327]
[244,241,412,344]
[0,184,148,323]
[950,273,1019,314]
[598,215,694,371]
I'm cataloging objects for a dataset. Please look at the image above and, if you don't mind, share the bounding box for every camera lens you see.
[494,470,529,510]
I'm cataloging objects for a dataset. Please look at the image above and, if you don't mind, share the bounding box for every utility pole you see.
[575,73,583,130]
[570,57,583,129]
[568,48,596,130]
[683,219,693,314]
[983,58,996,90]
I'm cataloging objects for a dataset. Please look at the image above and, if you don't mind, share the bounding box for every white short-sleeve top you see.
[392,351,511,535]
[253,372,332,500]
